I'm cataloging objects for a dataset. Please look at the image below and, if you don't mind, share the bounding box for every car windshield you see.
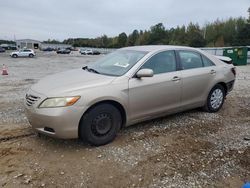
[87,50,148,76]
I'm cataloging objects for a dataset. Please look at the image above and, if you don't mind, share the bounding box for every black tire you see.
[203,84,225,113]
[29,54,34,58]
[12,54,18,58]
[79,103,122,146]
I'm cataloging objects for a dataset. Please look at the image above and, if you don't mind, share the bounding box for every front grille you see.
[26,94,40,106]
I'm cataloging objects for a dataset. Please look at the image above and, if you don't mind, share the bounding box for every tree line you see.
[2,8,250,48]
[63,8,250,48]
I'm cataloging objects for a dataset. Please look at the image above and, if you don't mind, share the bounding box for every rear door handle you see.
[210,70,216,74]
[172,76,181,81]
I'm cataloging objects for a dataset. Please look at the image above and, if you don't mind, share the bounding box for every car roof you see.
[120,45,199,52]
[120,45,224,67]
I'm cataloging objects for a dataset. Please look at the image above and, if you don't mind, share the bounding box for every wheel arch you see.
[215,82,227,94]
[203,82,227,112]
[78,100,127,137]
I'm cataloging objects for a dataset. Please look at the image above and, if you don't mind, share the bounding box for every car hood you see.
[31,68,116,96]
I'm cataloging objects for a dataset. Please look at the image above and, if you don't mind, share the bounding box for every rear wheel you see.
[29,54,34,58]
[79,103,122,146]
[204,84,225,112]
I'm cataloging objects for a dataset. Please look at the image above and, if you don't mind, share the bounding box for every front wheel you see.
[12,54,18,58]
[29,54,34,58]
[79,104,122,146]
[203,84,225,112]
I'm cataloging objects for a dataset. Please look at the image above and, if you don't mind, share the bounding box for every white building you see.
[16,39,41,49]
[15,39,72,50]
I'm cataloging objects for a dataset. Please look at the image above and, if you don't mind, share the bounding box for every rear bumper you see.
[226,80,235,93]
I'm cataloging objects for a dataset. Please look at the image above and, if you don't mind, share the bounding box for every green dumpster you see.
[223,47,248,66]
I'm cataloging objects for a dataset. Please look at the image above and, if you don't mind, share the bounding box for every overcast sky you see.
[0,0,249,41]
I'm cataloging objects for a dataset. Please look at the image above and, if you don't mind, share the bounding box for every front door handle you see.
[210,70,216,74]
[172,76,181,81]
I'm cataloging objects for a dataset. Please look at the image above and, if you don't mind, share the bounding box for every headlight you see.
[39,96,80,108]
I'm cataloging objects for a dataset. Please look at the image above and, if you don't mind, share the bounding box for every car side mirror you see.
[136,69,154,78]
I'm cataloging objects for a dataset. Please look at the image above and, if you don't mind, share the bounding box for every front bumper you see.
[25,106,85,139]
[25,90,86,139]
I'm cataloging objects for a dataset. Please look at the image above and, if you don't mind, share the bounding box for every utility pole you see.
[203,27,206,39]
[248,7,250,23]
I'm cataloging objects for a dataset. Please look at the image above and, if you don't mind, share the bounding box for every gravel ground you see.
[0,51,249,188]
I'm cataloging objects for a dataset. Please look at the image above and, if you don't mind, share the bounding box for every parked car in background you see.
[25,45,236,146]
[80,49,101,55]
[215,55,233,64]
[93,50,101,55]
[0,45,17,50]
[9,46,17,50]
[66,47,77,51]
[80,49,93,55]
[43,47,54,52]
[10,49,35,58]
[56,49,71,54]
[70,47,79,51]
[0,47,6,53]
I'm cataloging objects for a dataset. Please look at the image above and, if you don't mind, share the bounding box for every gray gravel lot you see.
[0,51,249,187]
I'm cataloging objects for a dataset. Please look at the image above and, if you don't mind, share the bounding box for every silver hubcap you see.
[210,89,223,109]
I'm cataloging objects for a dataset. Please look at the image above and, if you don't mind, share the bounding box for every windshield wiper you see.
[82,66,100,74]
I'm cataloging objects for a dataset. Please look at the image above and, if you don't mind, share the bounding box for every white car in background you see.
[10,49,35,58]
[80,49,93,55]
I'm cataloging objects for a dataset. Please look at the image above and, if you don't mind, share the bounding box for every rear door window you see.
[202,55,215,67]
[178,51,203,70]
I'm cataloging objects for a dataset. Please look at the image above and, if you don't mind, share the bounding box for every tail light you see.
[231,67,236,77]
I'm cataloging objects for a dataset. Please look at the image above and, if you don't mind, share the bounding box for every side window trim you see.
[176,50,205,70]
[201,55,215,67]
[132,50,178,78]
[175,50,182,71]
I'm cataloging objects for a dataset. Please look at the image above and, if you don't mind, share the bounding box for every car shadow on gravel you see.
[30,108,205,147]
